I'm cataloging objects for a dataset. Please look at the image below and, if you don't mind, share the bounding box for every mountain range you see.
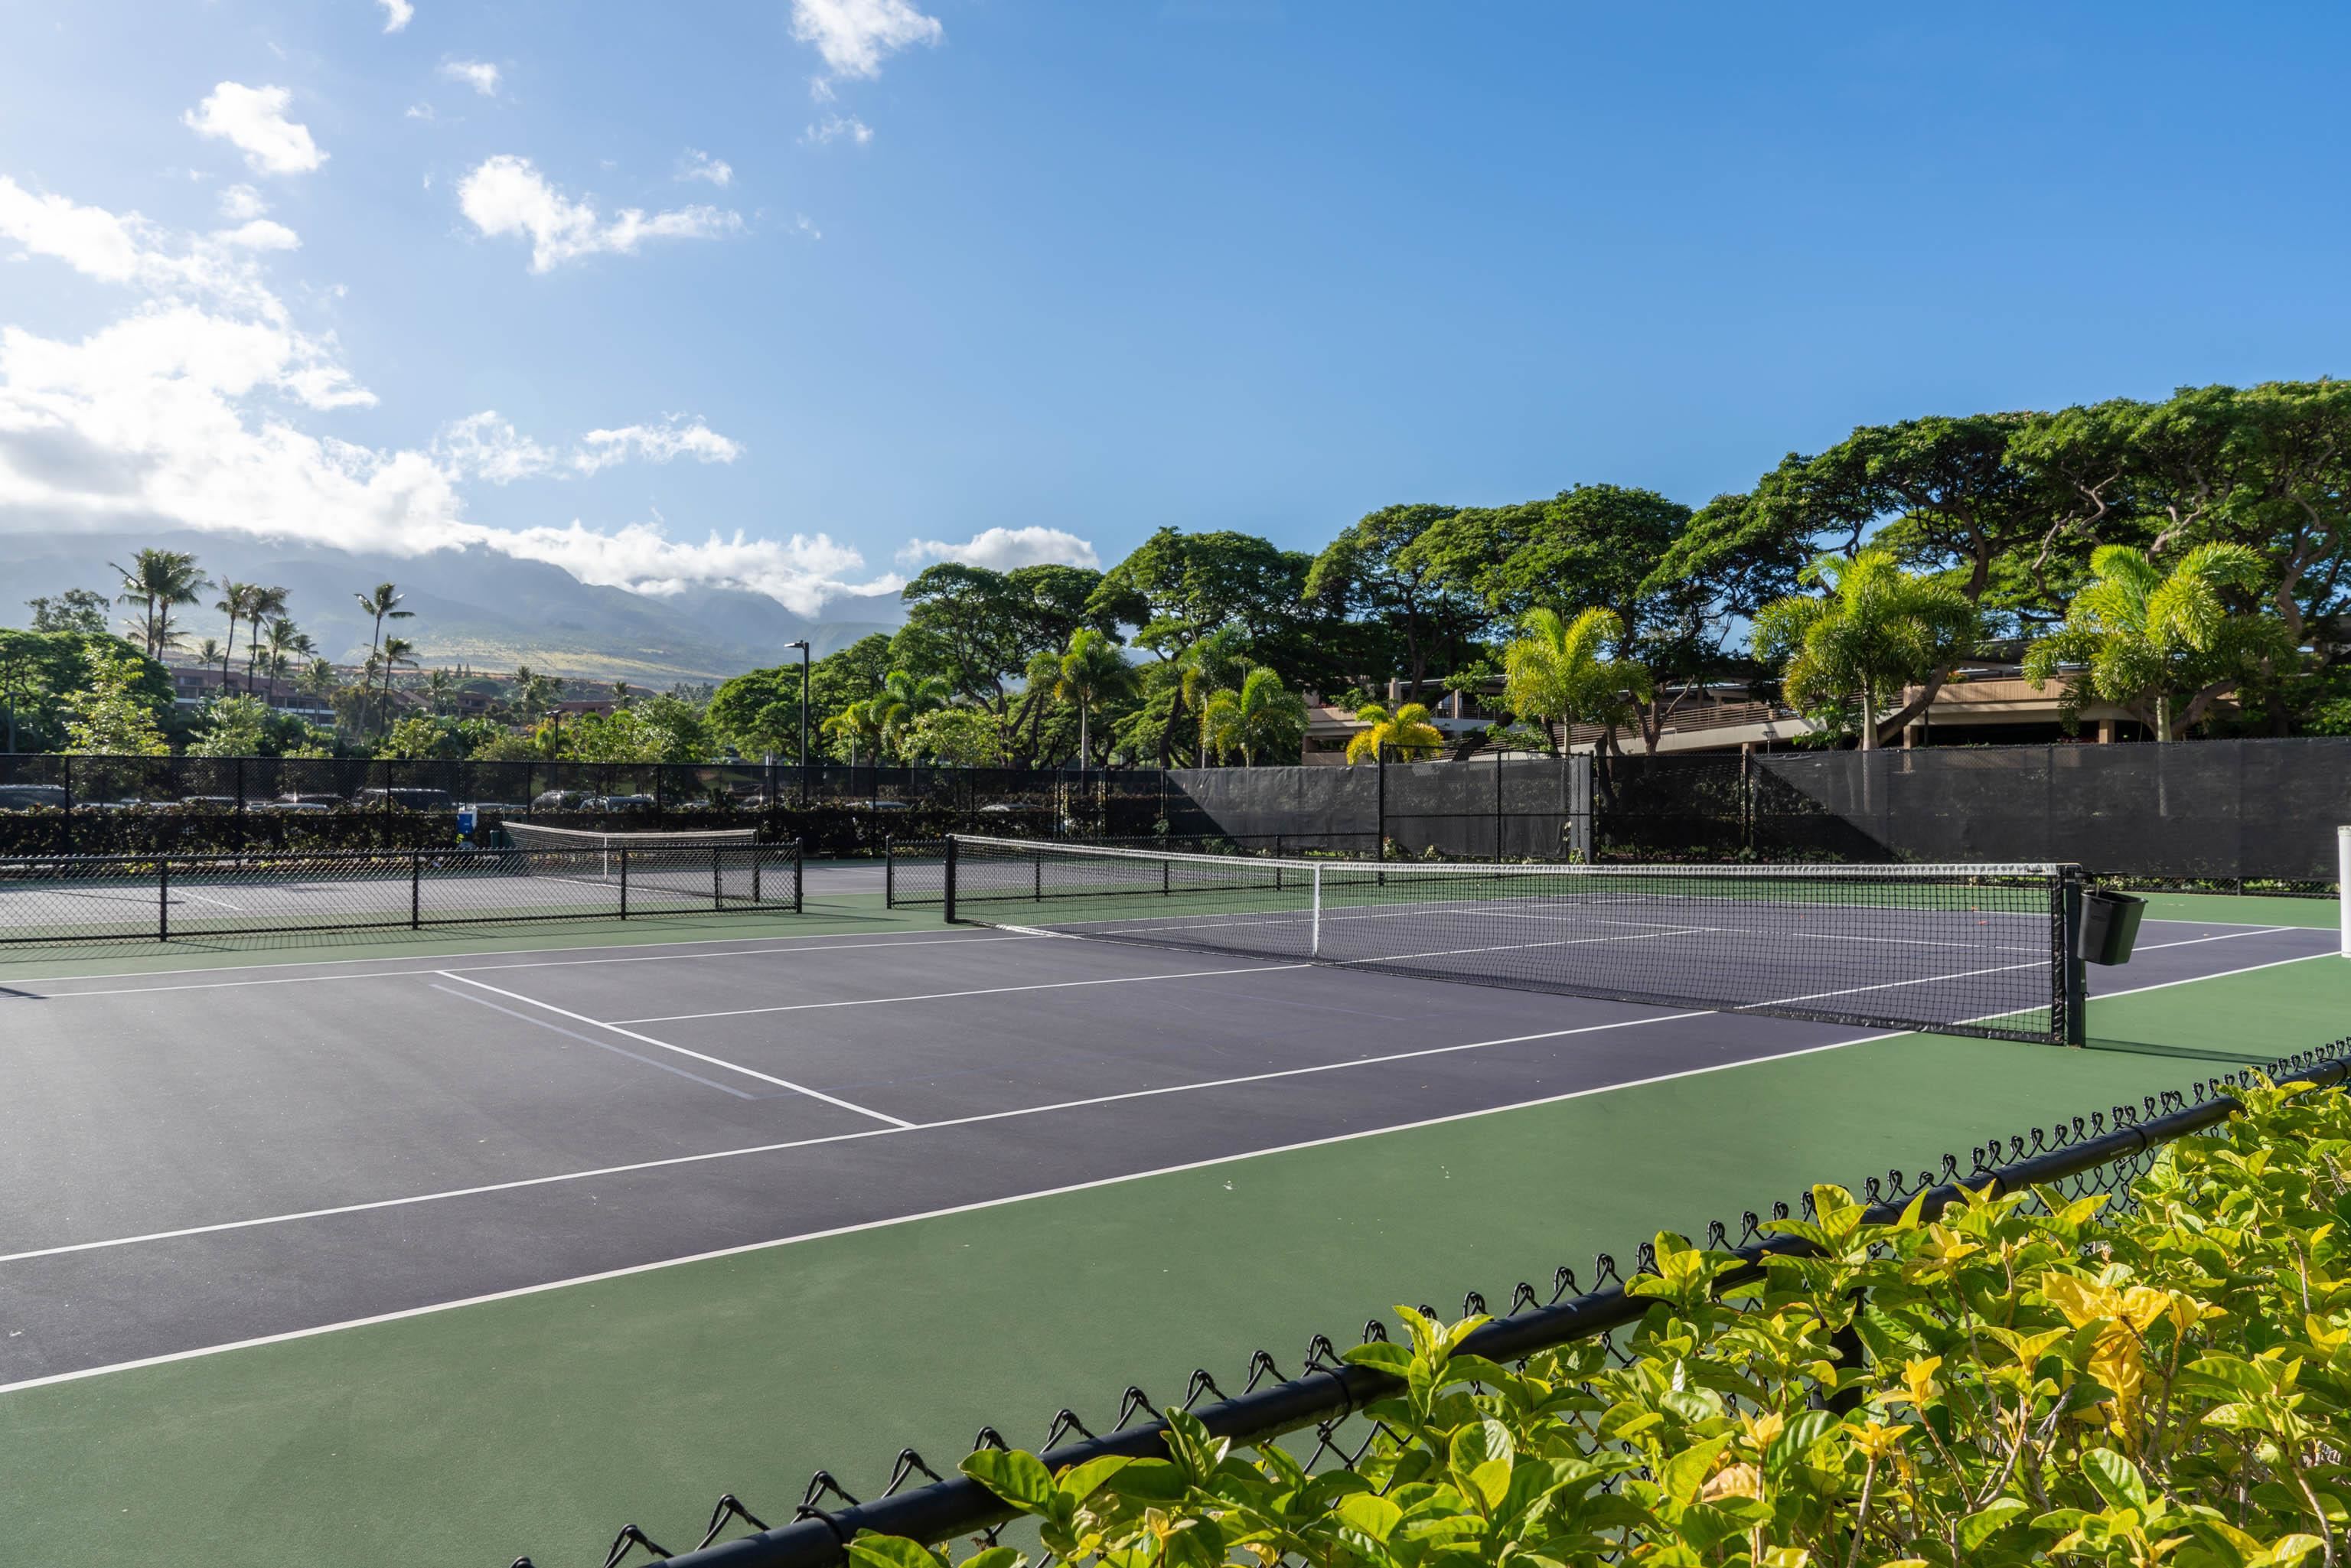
[0,533,902,683]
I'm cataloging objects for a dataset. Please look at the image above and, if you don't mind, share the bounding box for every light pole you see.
[786,640,810,807]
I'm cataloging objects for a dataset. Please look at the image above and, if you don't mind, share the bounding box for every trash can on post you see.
[2075,888,2147,966]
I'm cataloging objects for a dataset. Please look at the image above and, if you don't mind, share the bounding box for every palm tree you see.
[1753,548,1981,751]
[194,637,227,680]
[1345,700,1446,764]
[377,635,419,717]
[1201,667,1308,765]
[426,667,458,716]
[2023,543,2281,742]
[1500,605,1648,755]
[211,581,258,691]
[353,582,413,715]
[866,670,953,760]
[109,549,208,659]
[1176,626,1252,766]
[1054,628,1133,767]
[299,656,337,699]
[262,618,315,684]
[821,703,882,768]
[241,585,289,693]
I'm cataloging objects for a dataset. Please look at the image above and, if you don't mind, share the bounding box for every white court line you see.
[0,1006,1723,1270]
[4,940,2332,1283]
[8,944,2336,1396]
[429,985,759,1100]
[5,933,1046,1002]
[432,973,915,1128]
[614,958,1317,1024]
[0,923,1021,989]
[174,891,247,913]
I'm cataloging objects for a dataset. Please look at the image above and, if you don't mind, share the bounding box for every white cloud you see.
[794,213,822,240]
[457,155,742,273]
[898,527,1101,572]
[0,177,147,282]
[439,58,500,96]
[436,410,558,483]
[438,411,741,481]
[404,103,435,122]
[0,177,900,615]
[801,115,873,147]
[679,149,733,187]
[215,219,301,253]
[576,417,742,472]
[217,184,269,222]
[790,0,941,80]
[182,83,327,176]
[377,0,416,32]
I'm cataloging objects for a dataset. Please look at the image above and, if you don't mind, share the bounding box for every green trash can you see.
[2075,888,2147,966]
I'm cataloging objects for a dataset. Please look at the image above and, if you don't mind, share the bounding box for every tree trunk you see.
[1078,700,1090,767]
[2154,692,2173,742]
[1857,685,1880,751]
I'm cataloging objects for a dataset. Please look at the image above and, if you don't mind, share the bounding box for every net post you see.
[943,835,959,924]
[1311,864,1322,957]
[2338,826,2350,958]
[619,844,629,920]
[410,848,421,930]
[1034,846,1042,901]
[885,834,895,908]
[793,839,804,912]
[158,854,168,941]
[753,843,763,906]
[712,843,722,911]
[2058,865,2086,1047]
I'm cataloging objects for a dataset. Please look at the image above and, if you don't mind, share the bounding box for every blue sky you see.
[2,1,2347,618]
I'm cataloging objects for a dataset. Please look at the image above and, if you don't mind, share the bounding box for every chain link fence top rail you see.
[510,1038,2351,1568]
[0,842,803,946]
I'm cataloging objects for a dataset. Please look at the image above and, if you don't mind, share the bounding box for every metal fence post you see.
[884,834,895,907]
[942,835,958,923]
[158,854,169,940]
[62,755,73,852]
[618,844,629,919]
[2057,865,2086,1047]
[712,843,723,911]
[410,848,421,930]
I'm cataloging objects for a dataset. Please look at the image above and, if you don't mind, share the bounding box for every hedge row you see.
[885,1072,2351,1568]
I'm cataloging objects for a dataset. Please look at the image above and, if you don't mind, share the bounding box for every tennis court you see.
[0,849,2343,1566]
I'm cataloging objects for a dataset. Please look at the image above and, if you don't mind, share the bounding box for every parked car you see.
[530,789,592,810]
[254,797,334,813]
[844,798,914,811]
[178,795,241,809]
[352,787,454,809]
[0,784,67,810]
[583,794,658,813]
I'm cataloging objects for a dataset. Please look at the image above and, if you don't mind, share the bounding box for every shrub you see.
[882,1074,2351,1568]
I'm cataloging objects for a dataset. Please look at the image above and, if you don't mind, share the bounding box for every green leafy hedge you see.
[867,1074,2351,1568]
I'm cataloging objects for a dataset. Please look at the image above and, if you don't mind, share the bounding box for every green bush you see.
[875,1074,2351,1568]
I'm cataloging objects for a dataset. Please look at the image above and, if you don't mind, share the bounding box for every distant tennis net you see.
[942,835,2082,1043]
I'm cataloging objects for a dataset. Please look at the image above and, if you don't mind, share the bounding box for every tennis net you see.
[943,835,2082,1043]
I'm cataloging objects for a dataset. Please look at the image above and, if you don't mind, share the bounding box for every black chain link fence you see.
[510,1038,2351,1568]
[0,758,1173,857]
[1596,739,2351,887]
[0,842,803,947]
